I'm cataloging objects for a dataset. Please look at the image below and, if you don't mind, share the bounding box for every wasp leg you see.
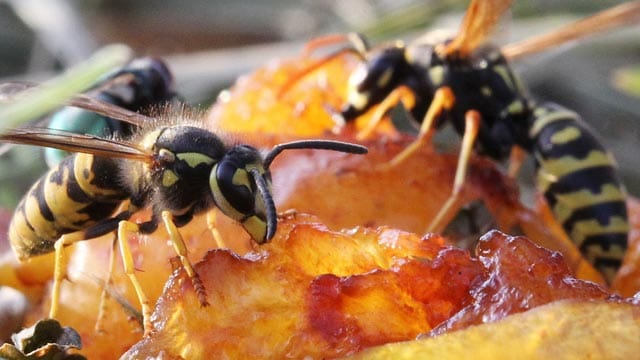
[507,145,526,178]
[356,85,416,140]
[116,220,154,333]
[161,211,209,307]
[205,211,226,249]
[50,231,97,319]
[50,211,130,324]
[427,110,481,233]
[94,235,117,333]
[385,87,456,168]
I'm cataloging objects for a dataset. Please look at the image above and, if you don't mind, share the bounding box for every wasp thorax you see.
[124,57,176,104]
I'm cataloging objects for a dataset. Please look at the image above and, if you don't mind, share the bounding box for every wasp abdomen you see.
[9,153,129,259]
[528,104,628,281]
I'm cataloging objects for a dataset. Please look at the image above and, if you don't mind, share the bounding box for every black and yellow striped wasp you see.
[283,0,640,283]
[0,84,368,332]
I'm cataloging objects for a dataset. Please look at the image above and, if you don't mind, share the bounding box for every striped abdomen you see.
[528,104,628,283]
[9,153,130,260]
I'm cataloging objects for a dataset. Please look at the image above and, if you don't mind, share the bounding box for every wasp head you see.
[341,45,414,120]
[210,145,275,243]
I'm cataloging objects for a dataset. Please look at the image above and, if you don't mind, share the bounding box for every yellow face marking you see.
[242,215,267,243]
[347,89,370,111]
[231,169,251,189]
[346,65,373,110]
[162,169,179,188]
[552,183,627,225]
[376,68,393,89]
[550,126,581,145]
[350,65,368,86]
[176,152,214,168]
[480,86,492,97]
[428,65,444,87]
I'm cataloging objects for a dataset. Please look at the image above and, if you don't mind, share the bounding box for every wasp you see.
[0,89,368,332]
[0,57,177,167]
[282,0,640,283]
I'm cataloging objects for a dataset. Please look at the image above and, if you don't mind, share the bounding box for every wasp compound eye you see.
[212,159,255,216]
[209,145,275,243]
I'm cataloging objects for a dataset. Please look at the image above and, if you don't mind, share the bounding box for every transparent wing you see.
[441,0,513,57]
[0,81,155,127]
[0,127,152,161]
[503,1,640,60]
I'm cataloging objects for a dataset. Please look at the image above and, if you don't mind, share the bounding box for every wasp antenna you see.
[263,140,368,169]
[249,168,277,241]
[301,32,368,57]
[348,32,371,54]
[277,47,366,99]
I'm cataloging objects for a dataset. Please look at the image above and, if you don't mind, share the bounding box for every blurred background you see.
[0,0,639,208]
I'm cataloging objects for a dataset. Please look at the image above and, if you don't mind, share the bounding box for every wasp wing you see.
[0,81,155,128]
[0,82,155,158]
[0,128,152,162]
[503,1,640,60]
[441,0,513,57]
[67,93,156,127]
[0,83,51,156]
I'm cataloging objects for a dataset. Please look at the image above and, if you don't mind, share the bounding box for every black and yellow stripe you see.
[528,104,628,282]
[8,153,129,260]
[1,84,368,331]
[289,6,635,283]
